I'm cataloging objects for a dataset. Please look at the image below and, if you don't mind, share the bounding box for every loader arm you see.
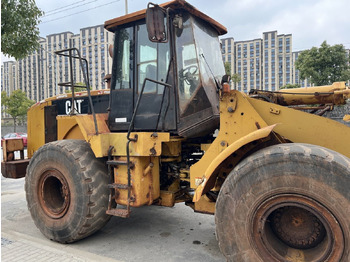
[192,89,350,201]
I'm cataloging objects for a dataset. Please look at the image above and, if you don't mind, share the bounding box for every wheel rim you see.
[250,194,344,261]
[38,170,70,219]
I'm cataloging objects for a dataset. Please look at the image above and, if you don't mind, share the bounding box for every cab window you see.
[112,27,134,90]
[137,23,170,94]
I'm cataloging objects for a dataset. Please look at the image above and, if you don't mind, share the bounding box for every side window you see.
[112,27,133,90]
[137,24,157,93]
[137,23,170,94]
[175,14,200,115]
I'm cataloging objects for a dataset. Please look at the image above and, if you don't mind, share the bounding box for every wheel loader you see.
[2,0,350,261]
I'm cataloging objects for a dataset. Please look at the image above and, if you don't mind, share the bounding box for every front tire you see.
[25,139,111,243]
[215,143,350,262]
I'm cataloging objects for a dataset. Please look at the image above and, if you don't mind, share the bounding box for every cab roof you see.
[104,0,227,35]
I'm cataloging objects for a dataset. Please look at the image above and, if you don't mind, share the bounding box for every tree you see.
[224,62,232,77]
[65,82,89,93]
[295,41,350,86]
[1,90,35,131]
[280,84,301,89]
[1,0,43,60]
[231,73,241,89]
[224,62,241,90]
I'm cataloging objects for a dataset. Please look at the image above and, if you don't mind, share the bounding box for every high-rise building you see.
[7,24,114,103]
[1,61,17,118]
[221,31,293,92]
[1,61,17,95]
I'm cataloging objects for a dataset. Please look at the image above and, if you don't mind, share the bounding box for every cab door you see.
[133,23,174,131]
[108,27,134,131]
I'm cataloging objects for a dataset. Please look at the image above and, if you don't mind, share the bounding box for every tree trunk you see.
[13,117,17,132]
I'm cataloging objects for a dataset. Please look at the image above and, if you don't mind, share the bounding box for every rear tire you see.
[215,143,350,262]
[25,139,111,243]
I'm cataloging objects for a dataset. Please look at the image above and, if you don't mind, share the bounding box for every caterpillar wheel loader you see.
[2,0,350,261]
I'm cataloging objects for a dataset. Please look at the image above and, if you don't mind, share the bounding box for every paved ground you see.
[1,176,225,262]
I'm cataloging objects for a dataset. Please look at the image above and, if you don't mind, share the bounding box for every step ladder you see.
[106,137,136,218]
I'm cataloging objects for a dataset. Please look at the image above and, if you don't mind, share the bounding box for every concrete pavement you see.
[1,229,120,262]
[1,176,225,262]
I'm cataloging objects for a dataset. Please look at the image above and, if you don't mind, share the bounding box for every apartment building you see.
[1,61,17,118]
[1,61,17,95]
[6,25,114,102]
[221,31,293,92]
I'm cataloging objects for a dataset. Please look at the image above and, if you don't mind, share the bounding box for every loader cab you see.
[105,0,227,138]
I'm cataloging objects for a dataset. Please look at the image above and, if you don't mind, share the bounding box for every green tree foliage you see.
[65,82,89,93]
[1,0,43,60]
[224,62,241,89]
[231,73,241,85]
[224,62,231,76]
[1,90,35,131]
[295,41,350,86]
[280,84,301,89]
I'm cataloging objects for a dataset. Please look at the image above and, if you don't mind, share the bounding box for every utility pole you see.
[125,0,128,14]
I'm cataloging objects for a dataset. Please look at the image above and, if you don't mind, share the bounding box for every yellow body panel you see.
[194,195,215,214]
[57,116,84,140]
[193,124,275,202]
[191,90,350,202]
[255,81,350,106]
[55,113,170,158]
[190,91,268,189]
[113,156,160,207]
[27,101,51,157]
[248,97,350,158]
[89,132,170,158]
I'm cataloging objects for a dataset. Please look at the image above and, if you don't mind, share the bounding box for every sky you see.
[2,0,350,63]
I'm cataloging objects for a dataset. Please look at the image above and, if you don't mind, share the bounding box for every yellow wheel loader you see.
[2,1,350,261]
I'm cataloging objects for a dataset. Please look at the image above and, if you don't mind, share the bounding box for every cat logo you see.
[65,99,84,114]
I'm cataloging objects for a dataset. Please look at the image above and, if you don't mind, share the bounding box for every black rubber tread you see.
[25,139,111,243]
[215,143,350,262]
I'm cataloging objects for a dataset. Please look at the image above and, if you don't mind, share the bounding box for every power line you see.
[44,0,88,14]
[40,0,120,24]
[43,0,98,18]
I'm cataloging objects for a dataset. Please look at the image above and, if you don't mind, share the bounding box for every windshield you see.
[175,14,224,117]
[192,16,225,91]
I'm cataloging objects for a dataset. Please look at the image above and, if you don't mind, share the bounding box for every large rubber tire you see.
[25,139,111,243]
[215,143,350,262]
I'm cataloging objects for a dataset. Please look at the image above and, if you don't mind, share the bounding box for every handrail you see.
[125,78,171,213]
[54,48,99,135]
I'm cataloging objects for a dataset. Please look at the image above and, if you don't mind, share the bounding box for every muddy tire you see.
[25,140,111,243]
[215,143,350,262]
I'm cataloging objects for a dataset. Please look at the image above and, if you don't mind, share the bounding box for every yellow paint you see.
[57,116,84,140]
[162,139,182,157]
[194,195,215,214]
[88,132,170,158]
[193,124,275,202]
[343,114,350,122]
[200,144,211,152]
[191,89,350,204]
[27,101,50,158]
[190,91,268,190]
[159,191,176,207]
[276,81,350,105]
[113,156,160,207]
[248,97,350,158]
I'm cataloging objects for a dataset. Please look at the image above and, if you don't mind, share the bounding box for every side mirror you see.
[146,3,168,43]
[108,44,114,58]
